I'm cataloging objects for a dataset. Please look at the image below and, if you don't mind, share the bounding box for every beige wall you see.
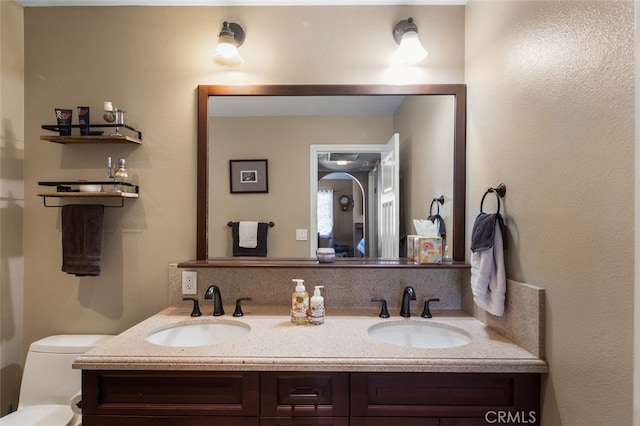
[0,0,25,415]
[466,1,634,424]
[16,1,635,423]
[395,95,454,249]
[636,0,640,421]
[209,115,392,257]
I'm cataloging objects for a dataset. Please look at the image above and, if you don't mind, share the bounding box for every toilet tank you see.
[18,334,113,409]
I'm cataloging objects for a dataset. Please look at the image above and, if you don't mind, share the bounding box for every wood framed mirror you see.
[197,84,466,262]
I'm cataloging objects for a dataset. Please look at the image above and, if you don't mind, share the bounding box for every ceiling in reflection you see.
[209,96,406,117]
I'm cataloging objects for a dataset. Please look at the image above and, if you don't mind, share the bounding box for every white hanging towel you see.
[238,221,259,248]
[470,214,506,316]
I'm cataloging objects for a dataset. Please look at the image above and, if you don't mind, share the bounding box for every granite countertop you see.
[73,306,548,373]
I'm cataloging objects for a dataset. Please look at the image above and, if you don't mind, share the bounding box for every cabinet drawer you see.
[351,372,539,418]
[261,372,349,417]
[261,418,349,426]
[82,416,259,426]
[82,370,260,416]
[351,418,439,426]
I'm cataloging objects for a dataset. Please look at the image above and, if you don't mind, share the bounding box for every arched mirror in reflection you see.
[197,85,466,262]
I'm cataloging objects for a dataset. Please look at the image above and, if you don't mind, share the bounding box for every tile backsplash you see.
[168,264,468,312]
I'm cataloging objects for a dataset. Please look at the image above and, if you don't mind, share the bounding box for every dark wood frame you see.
[229,159,269,194]
[197,84,467,261]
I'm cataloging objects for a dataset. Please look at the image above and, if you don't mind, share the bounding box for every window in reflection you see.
[317,190,334,238]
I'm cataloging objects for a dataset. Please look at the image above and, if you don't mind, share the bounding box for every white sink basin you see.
[368,320,471,349]
[146,320,250,347]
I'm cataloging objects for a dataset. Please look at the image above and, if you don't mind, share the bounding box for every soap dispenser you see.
[291,279,309,325]
[309,285,325,325]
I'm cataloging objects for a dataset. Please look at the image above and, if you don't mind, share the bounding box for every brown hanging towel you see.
[61,204,105,276]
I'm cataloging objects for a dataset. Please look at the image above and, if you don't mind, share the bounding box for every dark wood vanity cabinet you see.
[81,370,540,425]
[81,370,260,426]
[350,372,540,425]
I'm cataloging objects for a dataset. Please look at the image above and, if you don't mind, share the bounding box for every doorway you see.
[309,134,399,257]
[318,172,367,258]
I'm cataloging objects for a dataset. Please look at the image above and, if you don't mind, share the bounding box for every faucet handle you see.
[421,298,440,318]
[233,298,252,317]
[371,298,390,318]
[183,297,202,317]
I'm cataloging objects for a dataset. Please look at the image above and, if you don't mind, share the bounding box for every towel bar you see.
[227,221,274,227]
[41,196,128,208]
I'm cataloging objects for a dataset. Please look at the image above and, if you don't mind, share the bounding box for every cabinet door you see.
[261,418,349,426]
[440,419,496,426]
[351,372,540,419]
[350,418,438,426]
[82,416,259,426]
[261,372,349,417]
[440,414,539,426]
[82,370,260,417]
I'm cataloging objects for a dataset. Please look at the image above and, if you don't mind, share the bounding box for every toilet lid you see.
[30,334,114,354]
[0,404,78,426]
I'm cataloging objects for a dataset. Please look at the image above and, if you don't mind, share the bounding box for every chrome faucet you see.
[204,285,225,316]
[400,286,416,317]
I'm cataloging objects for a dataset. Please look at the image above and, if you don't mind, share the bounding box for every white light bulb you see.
[393,31,428,65]
[212,40,244,67]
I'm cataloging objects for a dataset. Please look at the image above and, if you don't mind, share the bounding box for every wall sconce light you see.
[212,21,245,67]
[392,17,428,65]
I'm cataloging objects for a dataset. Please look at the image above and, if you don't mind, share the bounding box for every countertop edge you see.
[74,357,548,373]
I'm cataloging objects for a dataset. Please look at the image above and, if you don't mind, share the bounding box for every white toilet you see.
[0,334,113,426]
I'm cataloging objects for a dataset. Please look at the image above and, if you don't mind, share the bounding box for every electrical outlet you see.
[296,229,308,241]
[182,271,197,295]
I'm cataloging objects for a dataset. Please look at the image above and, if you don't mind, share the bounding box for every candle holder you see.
[103,101,126,136]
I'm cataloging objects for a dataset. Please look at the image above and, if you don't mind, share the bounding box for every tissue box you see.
[415,236,443,264]
[407,235,418,260]
[407,235,416,260]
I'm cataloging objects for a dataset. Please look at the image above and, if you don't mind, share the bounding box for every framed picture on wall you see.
[229,159,269,193]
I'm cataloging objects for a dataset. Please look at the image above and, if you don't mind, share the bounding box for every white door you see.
[378,133,400,258]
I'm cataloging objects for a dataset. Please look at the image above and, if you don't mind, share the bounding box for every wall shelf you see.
[37,192,139,198]
[41,123,142,144]
[38,180,139,207]
[40,134,141,145]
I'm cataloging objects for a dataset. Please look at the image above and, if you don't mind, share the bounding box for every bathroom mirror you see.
[197,85,466,262]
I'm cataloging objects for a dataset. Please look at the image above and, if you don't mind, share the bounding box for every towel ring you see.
[429,195,445,216]
[480,183,506,214]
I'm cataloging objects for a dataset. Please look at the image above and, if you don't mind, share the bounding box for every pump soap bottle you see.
[291,279,309,325]
[309,285,325,325]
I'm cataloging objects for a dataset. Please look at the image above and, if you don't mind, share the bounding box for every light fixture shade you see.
[392,18,428,65]
[213,22,245,67]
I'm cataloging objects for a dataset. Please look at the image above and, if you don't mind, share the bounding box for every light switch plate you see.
[296,229,308,241]
[182,271,197,295]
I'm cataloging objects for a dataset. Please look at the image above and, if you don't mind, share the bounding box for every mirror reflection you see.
[197,85,466,262]
[310,133,400,259]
